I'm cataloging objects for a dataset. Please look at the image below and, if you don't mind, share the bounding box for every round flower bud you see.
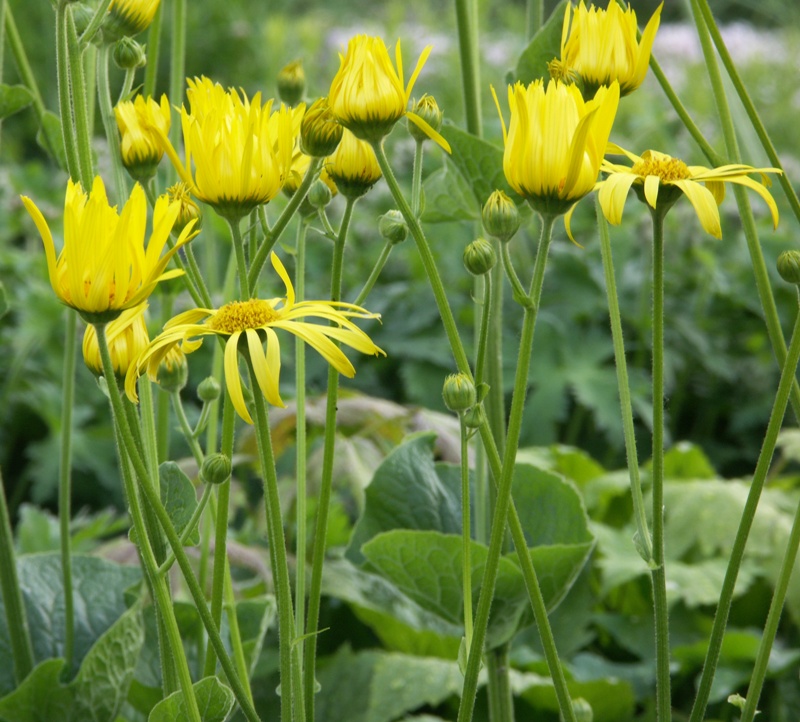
[379,210,408,245]
[301,98,343,158]
[277,60,306,106]
[71,3,95,35]
[308,178,333,209]
[463,238,497,276]
[201,453,232,485]
[325,129,382,200]
[777,251,800,285]
[482,190,521,242]
[408,95,443,144]
[442,373,477,413]
[156,346,188,393]
[571,698,593,722]
[166,182,202,236]
[197,376,221,402]
[113,37,147,70]
[462,404,485,430]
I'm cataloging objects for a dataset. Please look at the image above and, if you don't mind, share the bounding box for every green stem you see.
[228,216,250,299]
[78,0,113,46]
[472,271,492,389]
[596,199,653,562]
[168,0,186,185]
[143,2,163,99]
[650,209,671,722]
[97,44,128,202]
[473,269,494,547]
[97,325,202,722]
[222,562,254,703]
[500,241,529,306]
[294,218,309,656]
[687,0,800,426]
[156,294,175,461]
[55,2,81,182]
[303,197,354,718]
[97,328,262,722]
[247,357,301,722]
[171,390,205,466]
[5,6,45,119]
[353,240,393,306]
[248,158,322,289]
[411,139,424,217]
[157,483,213,576]
[65,9,93,187]
[454,0,482,137]
[118,67,135,104]
[486,648,513,722]
[459,416,473,650]
[687,294,800,722]
[59,312,77,673]
[0,466,34,683]
[526,0,543,38]
[317,209,337,240]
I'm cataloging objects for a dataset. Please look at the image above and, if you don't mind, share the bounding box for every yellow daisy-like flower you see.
[561,1,663,96]
[328,34,451,152]
[115,95,171,181]
[21,177,196,323]
[594,145,781,239]
[324,129,382,200]
[105,0,160,39]
[152,77,303,221]
[125,253,385,423]
[493,79,620,217]
[83,303,150,378]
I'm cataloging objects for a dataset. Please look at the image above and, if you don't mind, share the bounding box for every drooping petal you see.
[597,172,638,225]
[673,179,722,239]
[224,331,253,423]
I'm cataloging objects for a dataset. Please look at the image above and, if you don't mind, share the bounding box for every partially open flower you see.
[104,0,160,40]
[115,95,171,182]
[82,303,150,377]
[325,129,382,200]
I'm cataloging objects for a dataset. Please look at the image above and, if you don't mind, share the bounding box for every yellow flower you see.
[125,253,385,423]
[493,79,620,217]
[301,97,343,158]
[21,177,196,323]
[83,303,150,377]
[105,0,160,39]
[324,129,382,200]
[328,34,450,152]
[561,1,663,96]
[284,150,337,197]
[166,182,202,235]
[115,95,171,181]
[593,146,781,239]
[153,77,303,220]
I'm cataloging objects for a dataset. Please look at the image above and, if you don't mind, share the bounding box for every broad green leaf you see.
[315,647,463,722]
[148,677,234,722]
[233,597,276,677]
[346,434,462,565]
[662,442,717,480]
[0,660,73,722]
[512,1,569,85]
[159,462,200,545]
[420,160,481,223]
[0,84,34,119]
[516,445,606,484]
[36,111,67,171]
[71,604,145,722]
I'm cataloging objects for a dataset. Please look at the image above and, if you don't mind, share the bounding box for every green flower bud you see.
[777,250,800,285]
[197,376,221,402]
[378,210,408,245]
[113,37,147,70]
[301,98,343,158]
[442,373,476,413]
[482,190,521,242]
[571,698,593,722]
[201,453,232,485]
[156,347,188,393]
[408,95,443,143]
[308,178,333,210]
[462,404,485,430]
[277,60,306,106]
[463,238,496,276]
[71,3,95,35]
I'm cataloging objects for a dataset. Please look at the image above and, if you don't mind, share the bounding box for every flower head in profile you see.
[561,1,663,96]
[328,35,450,152]
[125,253,385,423]
[324,129,382,200]
[21,177,196,323]
[115,95,171,181]
[152,77,303,221]
[594,145,781,239]
[105,0,160,39]
[83,303,150,377]
[493,79,620,217]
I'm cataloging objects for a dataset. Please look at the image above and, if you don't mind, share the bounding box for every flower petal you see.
[673,179,722,238]
[224,331,253,423]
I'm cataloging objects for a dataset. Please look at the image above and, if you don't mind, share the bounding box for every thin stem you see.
[526,0,543,38]
[353,240,393,306]
[168,0,186,185]
[5,6,45,119]
[97,44,128,202]
[473,269,494,547]
[248,158,322,289]
[157,483,214,576]
[0,466,35,683]
[171,391,205,466]
[303,197,354,718]
[411,140,424,217]
[454,0,482,137]
[687,295,800,722]
[459,416,473,651]
[317,209,337,240]
[228,217,250,299]
[650,209,671,722]
[143,2,163,99]
[222,562,254,704]
[59,312,77,672]
[118,67,135,105]
[55,2,81,182]
[473,272,492,390]
[486,648,514,722]
[66,9,93,187]
[500,242,530,306]
[596,199,653,562]
[247,357,302,722]
[78,0,113,46]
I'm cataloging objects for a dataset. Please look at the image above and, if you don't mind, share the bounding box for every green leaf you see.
[662,442,717,480]
[159,462,200,545]
[0,84,34,119]
[512,1,568,85]
[0,660,73,722]
[0,281,8,320]
[315,647,463,722]
[36,111,67,171]
[516,445,606,485]
[148,677,234,722]
[420,160,481,223]
[234,597,276,677]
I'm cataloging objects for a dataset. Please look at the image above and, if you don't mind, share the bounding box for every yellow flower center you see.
[208,299,279,334]
[631,156,691,182]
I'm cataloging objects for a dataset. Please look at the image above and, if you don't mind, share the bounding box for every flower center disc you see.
[632,156,691,182]
[208,299,279,334]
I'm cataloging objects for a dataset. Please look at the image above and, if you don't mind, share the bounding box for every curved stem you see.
[596,199,652,562]
[688,293,800,722]
[78,0,113,46]
[353,240,393,306]
[303,197,354,718]
[97,44,128,202]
